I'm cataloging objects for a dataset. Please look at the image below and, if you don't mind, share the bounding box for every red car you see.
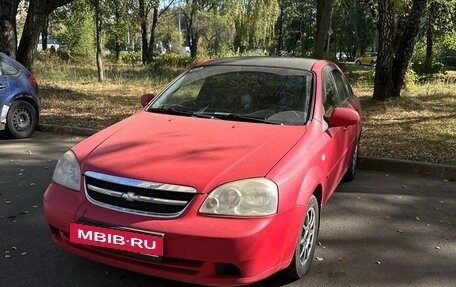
[44,57,361,286]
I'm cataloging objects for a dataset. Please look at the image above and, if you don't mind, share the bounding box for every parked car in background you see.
[355,52,377,66]
[37,37,61,51]
[0,52,40,138]
[336,52,348,61]
[44,57,362,286]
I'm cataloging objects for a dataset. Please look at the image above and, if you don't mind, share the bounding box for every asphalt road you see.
[1,131,455,287]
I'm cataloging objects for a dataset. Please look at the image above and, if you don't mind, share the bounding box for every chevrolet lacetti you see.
[44,57,362,286]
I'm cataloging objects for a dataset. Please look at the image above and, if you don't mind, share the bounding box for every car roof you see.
[197,57,318,71]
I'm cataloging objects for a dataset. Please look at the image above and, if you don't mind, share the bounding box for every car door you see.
[320,66,354,196]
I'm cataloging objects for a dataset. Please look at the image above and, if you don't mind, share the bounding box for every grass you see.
[34,61,456,166]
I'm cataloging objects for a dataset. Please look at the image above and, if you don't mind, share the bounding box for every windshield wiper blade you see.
[149,106,215,119]
[206,112,283,125]
[148,107,194,116]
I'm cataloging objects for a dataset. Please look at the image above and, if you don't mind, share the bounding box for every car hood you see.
[79,112,306,193]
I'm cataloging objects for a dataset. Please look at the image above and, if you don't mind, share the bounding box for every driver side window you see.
[323,68,340,118]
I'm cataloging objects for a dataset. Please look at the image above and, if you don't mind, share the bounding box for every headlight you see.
[52,150,81,191]
[199,178,278,216]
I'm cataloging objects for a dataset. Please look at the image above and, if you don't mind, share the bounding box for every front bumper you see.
[43,182,305,286]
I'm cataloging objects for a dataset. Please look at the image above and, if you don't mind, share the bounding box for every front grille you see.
[84,171,197,217]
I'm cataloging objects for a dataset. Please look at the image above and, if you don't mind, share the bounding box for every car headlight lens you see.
[199,178,278,216]
[52,150,81,191]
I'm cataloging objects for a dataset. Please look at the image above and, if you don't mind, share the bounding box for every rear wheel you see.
[6,100,38,139]
[343,141,359,182]
[284,195,320,279]
[355,60,361,66]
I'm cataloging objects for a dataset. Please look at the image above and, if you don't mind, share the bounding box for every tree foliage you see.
[51,0,95,60]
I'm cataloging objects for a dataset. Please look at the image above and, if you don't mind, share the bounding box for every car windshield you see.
[149,65,313,125]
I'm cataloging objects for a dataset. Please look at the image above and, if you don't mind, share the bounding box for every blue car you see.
[0,52,40,138]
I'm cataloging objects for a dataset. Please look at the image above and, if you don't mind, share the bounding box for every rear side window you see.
[0,60,20,76]
[331,70,351,105]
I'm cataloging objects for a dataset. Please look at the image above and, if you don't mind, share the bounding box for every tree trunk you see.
[190,33,198,58]
[16,0,73,69]
[313,0,334,59]
[276,0,285,55]
[139,0,148,65]
[373,0,428,101]
[373,0,395,101]
[114,0,121,62]
[424,2,436,72]
[391,0,427,97]
[42,14,49,51]
[93,0,104,82]
[147,6,159,64]
[17,0,48,70]
[0,0,20,57]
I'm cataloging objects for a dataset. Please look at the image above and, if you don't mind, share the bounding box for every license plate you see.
[70,223,164,257]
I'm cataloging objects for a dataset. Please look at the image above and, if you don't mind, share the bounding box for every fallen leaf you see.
[5,255,11,258]
[416,216,421,221]
[21,252,27,256]
[435,246,441,250]
[338,257,345,261]
[315,257,324,262]
[5,201,12,204]
[375,261,381,265]
[30,183,36,186]
[397,229,404,233]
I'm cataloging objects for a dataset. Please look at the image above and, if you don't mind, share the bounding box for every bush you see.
[156,53,193,68]
[121,51,142,65]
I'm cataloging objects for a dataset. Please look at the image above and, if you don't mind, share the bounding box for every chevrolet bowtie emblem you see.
[122,192,137,202]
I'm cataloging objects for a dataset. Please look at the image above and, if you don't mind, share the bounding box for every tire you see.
[6,100,38,139]
[355,60,361,66]
[343,141,359,182]
[284,195,320,279]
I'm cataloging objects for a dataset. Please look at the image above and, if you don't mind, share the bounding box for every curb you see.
[38,124,456,181]
[38,124,97,137]
[358,157,455,181]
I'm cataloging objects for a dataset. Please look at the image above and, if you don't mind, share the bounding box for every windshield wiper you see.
[148,107,194,116]
[148,106,215,119]
[203,112,283,125]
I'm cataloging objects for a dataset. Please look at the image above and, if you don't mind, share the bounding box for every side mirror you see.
[328,107,360,127]
[140,93,156,107]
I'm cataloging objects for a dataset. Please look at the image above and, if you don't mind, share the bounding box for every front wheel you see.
[6,100,38,139]
[355,60,361,66]
[284,195,320,279]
